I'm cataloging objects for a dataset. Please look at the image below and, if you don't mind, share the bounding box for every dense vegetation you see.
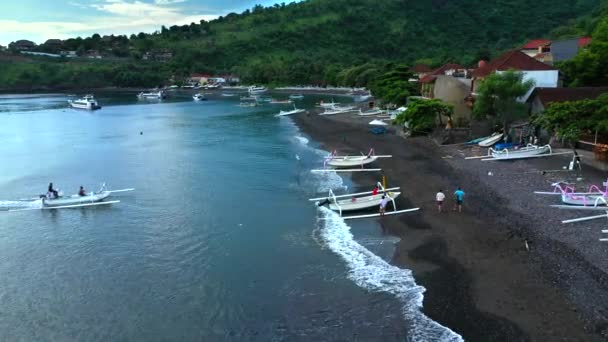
[1,0,606,91]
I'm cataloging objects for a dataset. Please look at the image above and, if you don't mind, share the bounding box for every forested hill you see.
[1,0,607,89]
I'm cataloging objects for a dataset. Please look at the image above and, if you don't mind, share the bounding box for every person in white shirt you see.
[436,190,446,213]
[379,195,390,216]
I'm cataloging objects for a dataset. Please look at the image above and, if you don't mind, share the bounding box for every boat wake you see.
[315,207,463,342]
[0,200,42,211]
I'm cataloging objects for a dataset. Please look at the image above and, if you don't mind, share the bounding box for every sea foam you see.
[316,207,464,342]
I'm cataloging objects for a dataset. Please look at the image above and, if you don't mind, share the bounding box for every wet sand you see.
[293,110,608,341]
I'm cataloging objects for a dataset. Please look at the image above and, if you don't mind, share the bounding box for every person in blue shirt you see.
[453,187,465,212]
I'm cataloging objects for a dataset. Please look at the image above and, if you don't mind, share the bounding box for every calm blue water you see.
[0,92,461,341]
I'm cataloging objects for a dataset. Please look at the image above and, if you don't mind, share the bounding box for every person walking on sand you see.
[453,187,465,213]
[436,190,445,213]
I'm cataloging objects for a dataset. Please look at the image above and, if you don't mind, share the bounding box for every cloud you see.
[0,0,217,44]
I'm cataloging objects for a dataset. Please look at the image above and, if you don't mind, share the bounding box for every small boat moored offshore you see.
[68,95,101,110]
[193,93,207,101]
[289,94,304,100]
[275,104,306,117]
[137,90,166,100]
[248,86,267,94]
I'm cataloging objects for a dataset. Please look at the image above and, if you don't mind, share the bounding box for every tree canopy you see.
[473,71,535,133]
[396,99,454,135]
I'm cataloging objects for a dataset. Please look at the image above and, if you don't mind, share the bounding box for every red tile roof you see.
[411,64,433,73]
[522,39,551,49]
[419,63,464,83]
[471,50,555,78]
[578,37,592,48]
[528,87,608,106]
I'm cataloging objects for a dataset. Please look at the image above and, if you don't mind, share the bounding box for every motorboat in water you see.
[193,93,207,101]
[289,94,304,100]
[137,90,166,100]
[68,95,101,110]
[248,86,267,94]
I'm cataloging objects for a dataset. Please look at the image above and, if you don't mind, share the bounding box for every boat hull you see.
[561,193,608,206]
[329,192,401,211]
[478,133,503,147]
[326,156,378,168]
[43,191,110,207]
[69,103,101,110]
[490,145,550,160]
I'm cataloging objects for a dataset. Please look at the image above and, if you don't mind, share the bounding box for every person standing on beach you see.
[379,195,389,216]
[436,190,445,213]
[453,187,465,212]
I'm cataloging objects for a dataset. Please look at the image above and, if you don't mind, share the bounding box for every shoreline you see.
[293,108,608,341]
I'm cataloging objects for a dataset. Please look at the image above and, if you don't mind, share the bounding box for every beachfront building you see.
[469,50,559,102]
[187,73,211,86]
[520,37,592,65]
[410,64,433,81]
[419,63,472,123]
[527,87,608,114]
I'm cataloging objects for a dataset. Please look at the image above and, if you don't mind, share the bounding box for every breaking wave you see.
[315,207,464,342]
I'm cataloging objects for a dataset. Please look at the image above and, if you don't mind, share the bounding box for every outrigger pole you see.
[311,168,382,173]
[562,211,608,224]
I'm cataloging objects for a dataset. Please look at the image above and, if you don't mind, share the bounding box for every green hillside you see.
[1,0,607,90]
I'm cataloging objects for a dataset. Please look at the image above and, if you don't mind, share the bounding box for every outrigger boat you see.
[535,180,608,209]
[357,108,386,116]
[466,144,573,161]
[276,104,306,117]
[2,184,134,212]
[478,133,503,147]
[309,182,419,220]
[324,149,390,168]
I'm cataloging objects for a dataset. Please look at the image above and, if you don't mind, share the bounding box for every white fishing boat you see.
[319,105,356,116]
[289,94,304,100]
[317,100,339,108]
[192,93,207,101]
[270,99,293,104]
[561,193,608,207]
[137,90,166,100]
[484,144,555,161]
[248,86,267,94]
[68,95,101,110]
[2,185,134,212]
[478,133,504,147]
[276,105,306,117]
[238,102,257,108]
[358,108,385,116]
[308,182,418,219]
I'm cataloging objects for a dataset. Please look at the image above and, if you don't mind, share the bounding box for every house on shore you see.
[187,73,211,85]
[520,37,591,65]
[470,50,559,102]
[419,63,472,123]
[527,87,608,114]
[410,64,433,81]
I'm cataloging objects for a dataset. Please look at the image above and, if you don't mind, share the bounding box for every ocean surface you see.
[0,91,462,341]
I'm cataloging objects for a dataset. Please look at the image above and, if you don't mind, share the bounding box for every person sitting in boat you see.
[372,186,379,196]
[48,183,58,199]
[78,186,86,197]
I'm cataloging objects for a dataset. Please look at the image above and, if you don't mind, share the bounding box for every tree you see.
[395,99,454,135]
[533,94,608,145]
[473,70,534,135]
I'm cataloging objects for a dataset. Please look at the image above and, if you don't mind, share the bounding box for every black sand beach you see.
[294,109,608,341]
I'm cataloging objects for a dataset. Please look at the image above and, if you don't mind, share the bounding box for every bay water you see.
[0,92,461,341]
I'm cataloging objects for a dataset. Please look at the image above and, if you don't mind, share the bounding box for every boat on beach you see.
[276,105,306,117]
[308,182,418,220]
[478,133,504,147]
[487,144,552,160]
[68,95,101,110]
[358,108,385,116]
[319,105,357,116]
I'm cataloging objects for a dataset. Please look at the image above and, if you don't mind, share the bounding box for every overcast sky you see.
[0,0,286,45]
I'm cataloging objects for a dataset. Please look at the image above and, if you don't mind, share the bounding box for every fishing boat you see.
[276,105,306,117]
[248,86,267,95]
[323,149,391,168]
[238,102,257,108]
[221,93,236,97]
[486,144,552,160]
[317,100,339,108]
[137,90,166,100]
[270,99,293,104]
[319,105,357,116]
[289,94,304,100]
[68,95,101,110]
[192,93,207,101]
[358,109,385,116]
[2,185,134,212]
[478,133,504,147]
[308,182,418,220]
[255,96,273,103]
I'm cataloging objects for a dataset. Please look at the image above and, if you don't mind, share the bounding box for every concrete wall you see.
[432,75,472,123]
